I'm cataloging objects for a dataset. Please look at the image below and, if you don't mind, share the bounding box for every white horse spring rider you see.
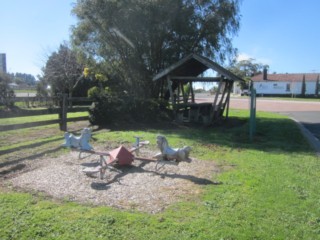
[153,135,191,162]
[62,128,93,151]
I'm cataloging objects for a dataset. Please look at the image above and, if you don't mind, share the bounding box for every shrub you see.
[0,72,15,107]
[88,87,171,125]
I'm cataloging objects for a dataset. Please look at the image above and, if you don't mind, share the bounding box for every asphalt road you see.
[279,111,320,140]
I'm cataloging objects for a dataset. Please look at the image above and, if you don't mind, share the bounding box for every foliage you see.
[71,0,241,98]
[229,58,268,89]
[0,72,15,107]
[8,72,36,86]
[315,76,319,96]
[88,87,170,125]
[301,74,306,97]
[36,75,50,97]
[42,43,90,98]
[183,83,191,101]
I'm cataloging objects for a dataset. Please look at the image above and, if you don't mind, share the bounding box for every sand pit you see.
[8,147,219,213]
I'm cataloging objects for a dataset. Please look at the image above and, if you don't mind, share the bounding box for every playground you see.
[8,141,219,213]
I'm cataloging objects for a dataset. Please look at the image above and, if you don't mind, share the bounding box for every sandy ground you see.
[7,146,220,213]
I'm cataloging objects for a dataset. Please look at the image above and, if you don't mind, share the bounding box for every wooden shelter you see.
[153,53,244,124]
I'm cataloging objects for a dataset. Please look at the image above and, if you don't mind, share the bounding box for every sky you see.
[1,0,320,79]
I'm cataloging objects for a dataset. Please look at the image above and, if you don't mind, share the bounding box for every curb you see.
[291,117,320,157]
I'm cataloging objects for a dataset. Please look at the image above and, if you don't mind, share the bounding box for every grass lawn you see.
[0,109,320,239]
[0,112,88,125]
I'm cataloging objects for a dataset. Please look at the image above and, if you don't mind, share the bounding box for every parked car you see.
[241,89,251,96]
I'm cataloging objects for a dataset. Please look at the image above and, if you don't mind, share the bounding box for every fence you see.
[0,95,92,132]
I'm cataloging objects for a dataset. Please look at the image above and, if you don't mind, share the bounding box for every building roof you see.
[252,73,320,82]
[153,53,244,82]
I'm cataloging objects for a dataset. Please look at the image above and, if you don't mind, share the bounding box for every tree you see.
[315,75,319,97]
[228,58,268,89]
[301,74,306,97]
[0,72,15,107]
[36,75,50,97]
[42,43,85,98]
[71,0,241,98]
[11,73,36,86]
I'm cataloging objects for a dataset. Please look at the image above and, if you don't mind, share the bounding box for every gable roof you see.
[152,53,244,82]
[252,73,320,82]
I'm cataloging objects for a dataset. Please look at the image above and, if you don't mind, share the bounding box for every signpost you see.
[249,88,256,141]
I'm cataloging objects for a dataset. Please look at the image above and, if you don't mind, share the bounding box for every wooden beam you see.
[211,76,224,121]
[225,82,233,120]
[212,76,223,108]
[170,76,223,82]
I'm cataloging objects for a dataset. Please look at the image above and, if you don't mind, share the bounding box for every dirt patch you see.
[7,146,220,213]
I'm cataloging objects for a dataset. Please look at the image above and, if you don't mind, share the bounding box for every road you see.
[15,92,36,97]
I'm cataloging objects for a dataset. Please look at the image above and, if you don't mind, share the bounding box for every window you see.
[286,83,290,92]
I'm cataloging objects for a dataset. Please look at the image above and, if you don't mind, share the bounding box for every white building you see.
[252,69,320,96]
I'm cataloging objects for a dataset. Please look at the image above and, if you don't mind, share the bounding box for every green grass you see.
[0,112,88,125]
[1,109,320,239]
[14,89,36,94]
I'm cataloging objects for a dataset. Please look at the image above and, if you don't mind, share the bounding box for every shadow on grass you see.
[0,114,314,179]
[0,164,26,176]
[90,161,219,191]
[0,124,94,177]
[0,117,88,132]
[94,116,314,154]
[0,137,61,155]
[0,146,63,170]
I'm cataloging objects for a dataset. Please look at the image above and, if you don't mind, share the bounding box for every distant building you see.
[252,68,320,96]
[0,53,7,73]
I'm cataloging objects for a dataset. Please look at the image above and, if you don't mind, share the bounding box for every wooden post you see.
[177,82,180,104]
[217,81,228,114]
[167,76,178,119]
[26,93,30,108]
[249,88,257,141]
[190,81,195,103]
[212,76,224,120]
[225,81,233,120]
[59,93,68,131]
[160,79,164,98]
[180,82,186,103]
[167,76,174,106]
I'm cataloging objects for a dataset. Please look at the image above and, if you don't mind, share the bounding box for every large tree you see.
[229,58,268,89]
[0,72,15,107]
[71,0,241,97]
[9,73,36,86]
[43,43,84,98]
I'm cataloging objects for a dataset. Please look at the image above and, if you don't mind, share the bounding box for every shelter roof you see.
[152,53,244,82]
